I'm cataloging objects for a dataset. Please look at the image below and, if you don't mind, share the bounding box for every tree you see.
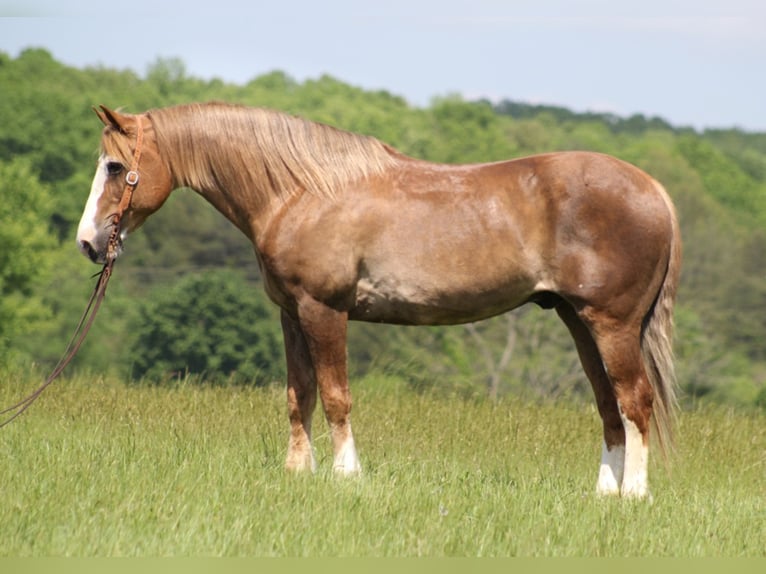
[129,271,284,384]
[464,314,518,401]
[146,57,188,97]
[0,159,57,363]
[428,96,517,163]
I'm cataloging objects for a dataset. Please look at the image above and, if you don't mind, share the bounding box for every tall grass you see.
[0,371,763,556]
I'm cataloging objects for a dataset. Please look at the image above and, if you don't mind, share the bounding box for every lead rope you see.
[0,117,143,428]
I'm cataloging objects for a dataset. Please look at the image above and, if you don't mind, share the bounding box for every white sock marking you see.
[597,441,625,496]
[333,427,361,476]
[619,413,649,498]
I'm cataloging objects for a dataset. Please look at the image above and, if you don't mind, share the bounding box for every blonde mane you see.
[141,102,399,201]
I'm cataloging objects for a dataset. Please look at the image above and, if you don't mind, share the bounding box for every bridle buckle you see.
[125,170,139,186]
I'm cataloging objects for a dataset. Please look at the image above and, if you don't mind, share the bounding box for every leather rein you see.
[0,117,144,427]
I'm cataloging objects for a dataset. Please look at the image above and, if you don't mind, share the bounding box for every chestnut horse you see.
[77,103,681,499]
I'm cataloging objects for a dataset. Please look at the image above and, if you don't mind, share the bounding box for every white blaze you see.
[76,156,108,252]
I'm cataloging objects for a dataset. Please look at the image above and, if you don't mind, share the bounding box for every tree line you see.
[1,48,764,409]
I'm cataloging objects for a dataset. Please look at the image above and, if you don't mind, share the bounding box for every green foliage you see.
[0,49,765,408]
[145,57,188,97]
[495,99,676,134]
[0,159,54,295]
[676,135,766,225]
[129,270,283,384]
[0,158,57,363]
[427,95,517,162]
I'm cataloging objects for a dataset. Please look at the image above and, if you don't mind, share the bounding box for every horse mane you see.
[138,102,400,201]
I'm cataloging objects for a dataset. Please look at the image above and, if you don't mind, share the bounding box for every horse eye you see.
[106,161,124,176]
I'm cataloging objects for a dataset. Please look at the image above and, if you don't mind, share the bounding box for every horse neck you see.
[152,108,281,240]
[151,103,403,239]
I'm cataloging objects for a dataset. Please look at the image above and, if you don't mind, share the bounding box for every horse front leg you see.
[281,310,318,472]
[294,297,361,475]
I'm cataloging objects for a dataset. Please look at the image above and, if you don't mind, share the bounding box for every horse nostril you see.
[79,240,99,263]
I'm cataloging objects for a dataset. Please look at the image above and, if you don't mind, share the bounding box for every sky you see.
[2,0,765,131]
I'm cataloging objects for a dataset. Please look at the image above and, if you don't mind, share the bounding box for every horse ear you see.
[94,105,131,133]
[93,105,110,126]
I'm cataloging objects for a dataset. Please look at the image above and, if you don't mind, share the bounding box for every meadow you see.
[0,372,763,557]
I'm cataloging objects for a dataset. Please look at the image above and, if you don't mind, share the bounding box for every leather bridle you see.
[0,116,144,427]
[108,115,143,259]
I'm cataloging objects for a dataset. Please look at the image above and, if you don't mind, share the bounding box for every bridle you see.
[0,116,144,427]
[107,116,143,259]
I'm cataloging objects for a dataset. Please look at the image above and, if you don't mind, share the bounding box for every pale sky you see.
[2,0,765,131]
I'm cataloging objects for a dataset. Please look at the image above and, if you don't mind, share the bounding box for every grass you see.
[0,371,763,556]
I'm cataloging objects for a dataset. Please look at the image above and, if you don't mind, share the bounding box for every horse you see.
[76,102,681,499]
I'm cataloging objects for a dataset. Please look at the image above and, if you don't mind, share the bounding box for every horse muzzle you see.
[78,235,123,264]
[78,239,101,263]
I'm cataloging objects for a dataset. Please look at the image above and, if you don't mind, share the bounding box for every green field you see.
[0,372,763,557]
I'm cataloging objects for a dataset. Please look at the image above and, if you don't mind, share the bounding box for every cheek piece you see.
[107,117,144,260]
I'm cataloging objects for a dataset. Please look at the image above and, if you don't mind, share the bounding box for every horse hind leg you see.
[556,303,626,496]
[605,342,653,499]
[587,315,654,499]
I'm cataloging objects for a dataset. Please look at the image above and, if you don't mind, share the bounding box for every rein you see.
[0,117,143,428]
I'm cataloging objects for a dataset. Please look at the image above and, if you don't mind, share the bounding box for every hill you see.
[1,48,764,408]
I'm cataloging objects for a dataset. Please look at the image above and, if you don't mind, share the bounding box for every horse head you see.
[76,106,172,264]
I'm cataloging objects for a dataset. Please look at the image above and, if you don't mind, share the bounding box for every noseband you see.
[0,116,144,427]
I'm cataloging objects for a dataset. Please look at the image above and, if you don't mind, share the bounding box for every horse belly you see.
[349,261,536,325]
[346,190,546,325]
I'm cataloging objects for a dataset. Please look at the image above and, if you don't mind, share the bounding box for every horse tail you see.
[641,179,682,459]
